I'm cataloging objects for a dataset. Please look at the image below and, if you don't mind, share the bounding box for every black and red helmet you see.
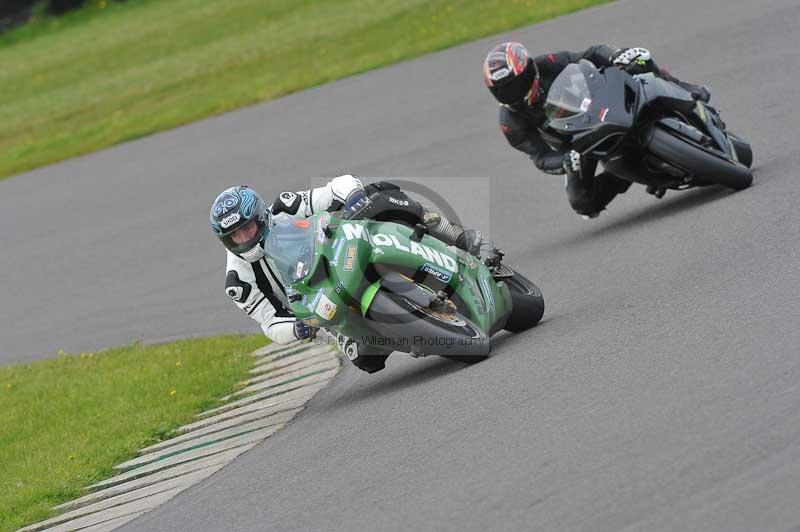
[483,42,542,108]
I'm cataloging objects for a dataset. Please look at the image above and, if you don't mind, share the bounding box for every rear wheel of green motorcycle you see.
[365,289,491,364]
[503,270,545,333]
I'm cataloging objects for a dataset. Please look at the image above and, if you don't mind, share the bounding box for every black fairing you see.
[541,60,748,189]
[543,61,637,154]
[636,73,696,113]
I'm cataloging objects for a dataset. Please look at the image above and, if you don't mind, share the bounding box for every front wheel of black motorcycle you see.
[365,289,491,363]
[728,133,753,168]
[503,270,545,333]
[645,125,753,190]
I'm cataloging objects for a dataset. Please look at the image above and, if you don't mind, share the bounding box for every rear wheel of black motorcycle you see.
[645,125,753,190]
[365,290,491,364]
[503,270,545,333]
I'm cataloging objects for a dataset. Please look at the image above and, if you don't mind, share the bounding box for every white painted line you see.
[200,368,338,417]
[229,359,339,399]
[180,384,324,433]
[77,446,254,507]
[124,409,301,469]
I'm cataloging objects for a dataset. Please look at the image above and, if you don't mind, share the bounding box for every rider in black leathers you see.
[484,42,711,217]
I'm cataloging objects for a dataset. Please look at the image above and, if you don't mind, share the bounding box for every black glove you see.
[612,47,654,75]
[293,320,318,340]
[691,85,712,103]
[612,47,651,67]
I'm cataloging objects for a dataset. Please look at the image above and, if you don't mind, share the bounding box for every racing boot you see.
[646,185,667,199]
[422,209,483,256]
[336,334,390,374]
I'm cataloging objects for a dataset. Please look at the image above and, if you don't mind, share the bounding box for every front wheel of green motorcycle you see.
[365,289,491,364]
[503,270,545,333]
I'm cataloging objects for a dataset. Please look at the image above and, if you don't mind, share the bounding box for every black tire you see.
[503,270,545,333]
[365,290,491,363]
[644,124,753,190]
[728,133,753,168]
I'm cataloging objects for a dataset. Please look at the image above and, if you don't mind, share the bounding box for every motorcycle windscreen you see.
[544,63,592,120]
[264,218,316,286]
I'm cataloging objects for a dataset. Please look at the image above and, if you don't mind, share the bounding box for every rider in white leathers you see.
[211,175,482,373]
[219,175,364,345]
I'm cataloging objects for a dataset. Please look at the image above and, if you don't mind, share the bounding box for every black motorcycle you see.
[541,60,753,192]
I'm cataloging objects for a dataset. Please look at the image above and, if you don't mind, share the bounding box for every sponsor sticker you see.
[479,275,496,310]
[330,238,345,265]
[422,263,452,283]
[315,294,337,320]
[295,261,305,279]
[491,67,510,81]
[343,245,357,271]
[388,196,409,206]
[340,223,457,273]
[316,215,331,243]
[307,290,323,313]
[220,212,241,229]
[599,107,609,122]
[580,97,592,112]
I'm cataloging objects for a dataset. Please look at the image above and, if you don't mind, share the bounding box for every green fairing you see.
[264,213,512,349]
[361,282,382,317]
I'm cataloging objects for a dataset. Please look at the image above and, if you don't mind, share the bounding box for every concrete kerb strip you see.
[251,341,319,362]
[118,408,303,471]
[93,424,285,490]
[199,367,339,418]
[20,343,341,532]
[248,347,333,377]
[75,512,147,532]
[224,355,336,400]
[20,466,222,531]
[173,383,325,435]
[140,399,310,455]
[40,488,186,532]
[226,359,340,399]
[71,445,256,509]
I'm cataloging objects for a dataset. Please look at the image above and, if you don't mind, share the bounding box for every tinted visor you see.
[490,68,536,105]
[221,218,268,255]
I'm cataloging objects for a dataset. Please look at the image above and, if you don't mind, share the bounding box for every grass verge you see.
[0,0,611,180]
[0,335,268,532]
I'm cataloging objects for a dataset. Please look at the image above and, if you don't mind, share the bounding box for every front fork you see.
[693,102,734,159]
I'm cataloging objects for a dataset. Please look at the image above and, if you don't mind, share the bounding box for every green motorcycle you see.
[264,212,544,362]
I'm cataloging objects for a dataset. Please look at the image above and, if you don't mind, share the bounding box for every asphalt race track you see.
[4,0,800,529]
